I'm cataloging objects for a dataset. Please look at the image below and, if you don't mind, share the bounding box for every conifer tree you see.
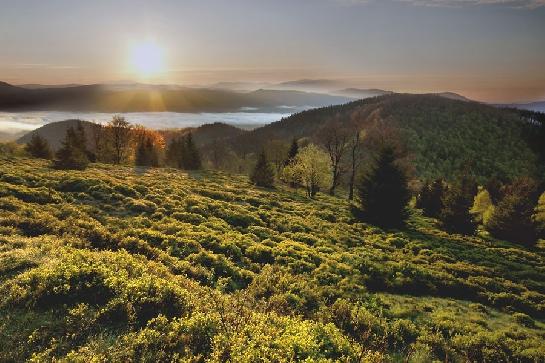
[183,133,201,170]
[250,150,275,188]
[166,137,183,168]
[485,176,505,204]
[135,137,159,167]
[284,138,299,166]
[486,177,541,246]
[25,134,52,159]
[356,145,410,227]
[53,126,89,170]
[417,179,446,218]
[439,175,477,235]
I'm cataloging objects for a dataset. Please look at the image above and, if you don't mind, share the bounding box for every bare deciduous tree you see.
[317,120,350,196]
[107,115,132,165]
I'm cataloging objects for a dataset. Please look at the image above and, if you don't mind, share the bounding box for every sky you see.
[0,0,544,103]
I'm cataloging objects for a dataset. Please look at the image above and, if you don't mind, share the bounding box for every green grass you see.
[1,157,544,362]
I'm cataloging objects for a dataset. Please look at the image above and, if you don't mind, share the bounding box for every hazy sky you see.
[1,0,544,102]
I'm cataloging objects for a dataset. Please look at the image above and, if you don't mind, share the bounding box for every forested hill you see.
[228,94,543,182]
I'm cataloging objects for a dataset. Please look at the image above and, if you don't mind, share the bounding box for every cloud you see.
[339,0,545,8]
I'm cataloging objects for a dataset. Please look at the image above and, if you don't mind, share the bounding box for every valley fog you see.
[0,110,293,135]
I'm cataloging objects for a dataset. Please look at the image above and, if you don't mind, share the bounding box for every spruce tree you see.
[284,138,299,166]
[25,134,52,159]
[135,137,159,167]
[485,176,505,204]
[439,175,477,235]
[417,179,446,218]
[250,150,275,188]
[486,177,541,246]
[183,133,201,170]
[356,146,410,227]
[53,126,89,170]
[166,137,183,168]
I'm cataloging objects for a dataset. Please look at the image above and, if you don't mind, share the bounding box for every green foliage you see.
[24,134,52,159]
[356,146,410,227]
[0,157,544,361]
[250,150,275,188]
[471,189,495,225]
[534,192,545,239]
[486,177,541,246]
[284,138,299,166]
[416,179,446,218]
[53,125,89,170]
[135,137,159,167]
[282,144,331,198]
[166,133,202,170]
[439,175,478,235]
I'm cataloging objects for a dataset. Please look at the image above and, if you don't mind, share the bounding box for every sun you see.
[129,40,165,78]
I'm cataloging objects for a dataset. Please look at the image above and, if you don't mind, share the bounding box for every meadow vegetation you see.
[1,157,544,362]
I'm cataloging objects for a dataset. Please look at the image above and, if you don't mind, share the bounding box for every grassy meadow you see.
[1,157,544,362]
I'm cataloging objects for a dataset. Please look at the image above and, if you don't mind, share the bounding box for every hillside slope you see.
[0,158,544,361]
[230,94,541,181]
[18,120,247,151]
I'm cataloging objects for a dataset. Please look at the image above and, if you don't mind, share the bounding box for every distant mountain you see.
[18,83,83,89]
[500,101,545,113]
[334,88,393,98]
[227,93,542,182]
[434,92,473,102]
[0,81,352,113]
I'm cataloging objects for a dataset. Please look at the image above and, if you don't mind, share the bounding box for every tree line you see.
[20,114,545,246]
[24,116,202,171]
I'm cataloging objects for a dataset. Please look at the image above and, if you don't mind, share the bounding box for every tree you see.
[133,126,163,167]
[486,177,541,246]
[53,126,89,170]
[439,175,478,235]
[348,129,365,200]
[318,123,350,195]
[284,138,299,166]
[250,150,275,188]
[417,179,446,218]
[166,133,201,170]
[135,137,159,167]
[533,192,545,239]
[471,189,495,225]
[282,144,331,198]
[355,145,410,227]
[485,177,505,204]
[183,133,201,170]
[265,140,289,175]
[107,115,132,164]
[25,134,52,159]
[166,136,184,168]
